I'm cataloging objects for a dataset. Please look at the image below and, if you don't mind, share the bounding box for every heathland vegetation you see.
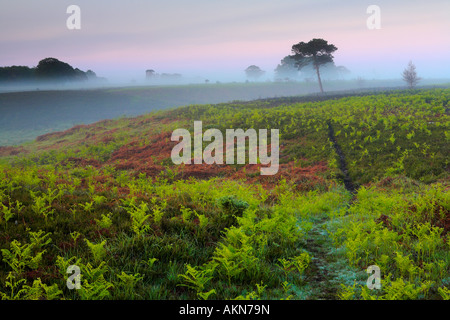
[0,88,448,300]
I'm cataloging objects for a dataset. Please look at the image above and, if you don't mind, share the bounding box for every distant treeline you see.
[0,57,105,83]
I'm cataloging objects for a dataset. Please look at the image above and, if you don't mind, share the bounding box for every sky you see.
[0,0,449,83]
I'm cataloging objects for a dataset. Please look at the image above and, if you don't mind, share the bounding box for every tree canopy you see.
[291,38,338,93]
[0,58,100,83]
[0,66,35,82]
[35,58,87,81]
[274,56,299,81]
[245,65,265,80]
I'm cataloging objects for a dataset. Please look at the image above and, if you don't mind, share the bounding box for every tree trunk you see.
[314,63,324,94]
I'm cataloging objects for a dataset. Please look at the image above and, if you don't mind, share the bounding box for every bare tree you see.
[402,61,421,89]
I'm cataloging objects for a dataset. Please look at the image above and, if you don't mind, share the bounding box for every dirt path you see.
[327,121,356,195]
[301,123,359,299]
[304,217,341,299]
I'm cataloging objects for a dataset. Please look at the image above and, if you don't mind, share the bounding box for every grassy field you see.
[2,79,445,146]
[0,87,448,301]
[0,82,314,146]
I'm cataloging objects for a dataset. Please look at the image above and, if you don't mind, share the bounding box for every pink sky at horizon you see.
[1,0,449,82]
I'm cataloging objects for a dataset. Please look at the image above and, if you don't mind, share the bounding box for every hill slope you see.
[0,88,448,301]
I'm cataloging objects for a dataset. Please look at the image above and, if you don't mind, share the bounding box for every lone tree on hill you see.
[291,38,337,93]
[402,61,421,89]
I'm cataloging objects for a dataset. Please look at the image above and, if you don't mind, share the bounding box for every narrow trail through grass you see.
[304,217,340,299]
[302,215,357,300]
[327,122,357,194]
[300,123,360,299]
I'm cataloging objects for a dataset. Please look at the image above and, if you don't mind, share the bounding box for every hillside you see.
[0,88,449,301]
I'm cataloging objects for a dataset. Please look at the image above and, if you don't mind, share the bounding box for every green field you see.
[0,82,313,146]
[2,79,442,146]
[0,87,449,300]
